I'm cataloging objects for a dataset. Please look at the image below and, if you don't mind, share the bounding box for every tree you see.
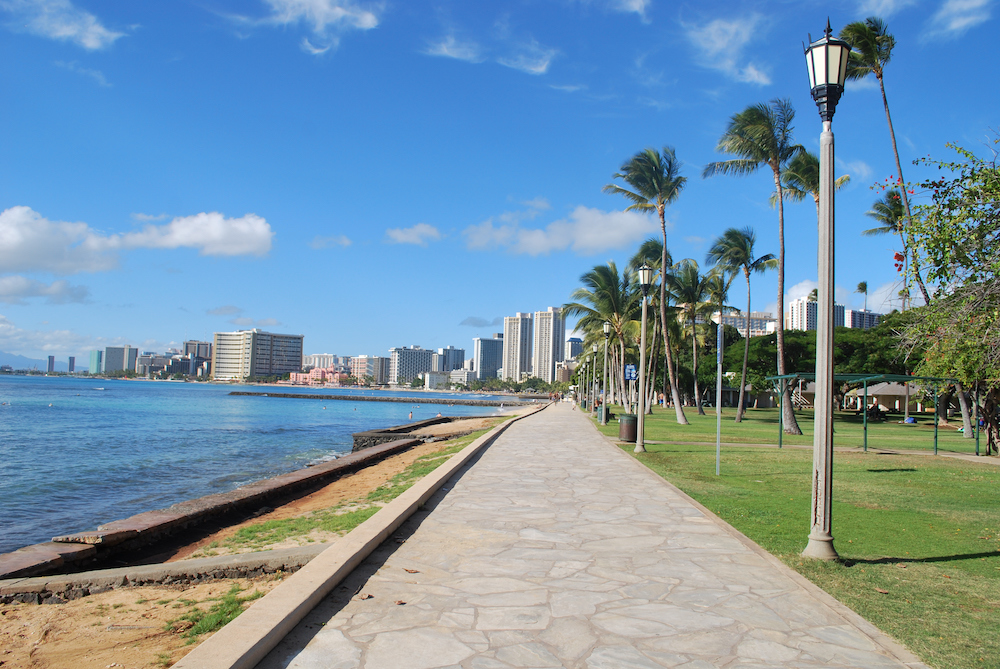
[771,150,850,211]
[604,147,689,424]
[862,189,915,311]
[629,237,677,411]
[665,260,711,415]
[856,281,868,322]
[840,16,930,306]
[706,226,777,422]
[703,98,803,434]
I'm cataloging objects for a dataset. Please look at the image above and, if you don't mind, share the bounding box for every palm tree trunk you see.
[878,75,931,306]
[692,314,705,415]
[956,380,973,439]
[648,314,661,415]
[660,211,688,424]
[736,270,752,422]
[773,168,802,435]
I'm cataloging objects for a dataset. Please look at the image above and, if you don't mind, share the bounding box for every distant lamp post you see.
[635,264,653,453]
[602,321,611,425]
[592,343,599,416]
[802,19,849,561]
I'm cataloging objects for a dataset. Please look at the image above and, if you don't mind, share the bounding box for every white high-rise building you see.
[351,355,390,384]
[211,330,304,380]
[712,311,777,338]
[388,346,434,385]
[532,307,565,384]
[564,337,583,360]
[845,309,881,329]
[502,313,533,381]
[473,334,503,381]
[786,298,845,331]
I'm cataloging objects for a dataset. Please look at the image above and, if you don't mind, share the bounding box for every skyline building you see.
[786,297,845,331]
[47,356,55,373]
[351,355,390,384]
[303,353,337,369]
[845,309,882,329]
[388,346,434,385]
[532,306,565,384]
[433,346,465,372]
[473,333,503,381]
[184,340,213,359]
[712,311,777,338]
[211,329,304,380]
[104,345,138,374]
[68,357,75,373]
[89,350,103,374]
[564,337,583,361]
[502,313,533,381]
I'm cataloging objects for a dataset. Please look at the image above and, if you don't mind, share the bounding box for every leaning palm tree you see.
[605,147,689,424]
[862,189,914,310]
[703,99,803,434]
[706,227,777,422]
[665,260,710,415]
[771,150,850,212]
[629,237,678,409]
[856,281,869,326]
[840,17,930,306]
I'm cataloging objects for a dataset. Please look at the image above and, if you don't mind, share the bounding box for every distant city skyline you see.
[1,2,994,361]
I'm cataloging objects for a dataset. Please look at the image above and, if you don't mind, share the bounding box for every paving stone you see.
[363,629,473,669]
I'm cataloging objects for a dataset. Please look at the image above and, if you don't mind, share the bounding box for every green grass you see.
[617,434,1000,669]
[597,404,983,454]
[166,584,264,643]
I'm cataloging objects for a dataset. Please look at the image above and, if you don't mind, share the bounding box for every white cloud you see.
[424,34,483,62]
[0,276,88,304]
[685,15,772,85]
[309,234,352,249]
[498,39,557,75]
[131,212,169,222]
[858,0,919,16]
[1,0,124,49]
[207,305,243,316]
[464,206,656,256]
[385,223,441,246]
[0,313,112,358]
[259,0,380,53]
[837,158,873,183]
[787,279,818,302]
[613,0,650,20]
[0,206,273,274]
[54,60,110,86]
[923,0,992,40]
[550,83,587,93]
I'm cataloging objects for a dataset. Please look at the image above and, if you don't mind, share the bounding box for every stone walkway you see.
[258,403,925,669]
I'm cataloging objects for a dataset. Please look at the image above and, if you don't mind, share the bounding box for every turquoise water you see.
[0,376,506,554]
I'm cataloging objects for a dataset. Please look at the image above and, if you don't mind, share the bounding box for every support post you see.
[934,384,939,455]
[778,379,784,449]
[863,380,868,453]
[635,294,649,453]
[602,333,609,425]
[975,386,980,456]
[716,322,723,476]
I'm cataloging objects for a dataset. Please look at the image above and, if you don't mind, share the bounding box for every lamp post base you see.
[802,531,838,560]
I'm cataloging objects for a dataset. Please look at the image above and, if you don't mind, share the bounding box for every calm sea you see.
[0,376,509,554]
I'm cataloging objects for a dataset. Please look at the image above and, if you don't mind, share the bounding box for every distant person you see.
[408,411,413,420]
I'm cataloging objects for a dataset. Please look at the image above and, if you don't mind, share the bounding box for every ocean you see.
[0,375,509,555]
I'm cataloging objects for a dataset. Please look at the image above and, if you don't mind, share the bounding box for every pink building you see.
[289,367,354,386]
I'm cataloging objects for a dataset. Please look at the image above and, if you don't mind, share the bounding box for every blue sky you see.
[0,0,995,365]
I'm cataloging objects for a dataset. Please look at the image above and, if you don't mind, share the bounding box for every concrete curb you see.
[172,403,550,669]
[585,415,931,669]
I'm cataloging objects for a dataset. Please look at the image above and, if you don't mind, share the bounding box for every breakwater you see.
[229,391,533,407]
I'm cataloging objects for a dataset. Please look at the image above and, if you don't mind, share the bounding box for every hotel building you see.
[712,311,777,338]
[211,329,304,380]
[473,334,503,381]
[502,313,533,381]
[786,297,845,331]
[388,346,434,385]
[531,306,565,384]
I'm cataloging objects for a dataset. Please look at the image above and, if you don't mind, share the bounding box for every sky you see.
[1,0,996,366]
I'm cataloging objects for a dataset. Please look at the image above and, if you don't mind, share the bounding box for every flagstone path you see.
[257,402,926,669]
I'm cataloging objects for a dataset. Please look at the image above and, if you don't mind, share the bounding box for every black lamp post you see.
[602,321,611,425]
[635,264,653,453]
[802,19,850,561]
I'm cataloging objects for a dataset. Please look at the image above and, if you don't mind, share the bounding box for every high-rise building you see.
[89,350,103,374]
[712,311,777,338]
[184,340,213,359]
[303,354,337,369]
[786,298,845,331]
[68,357,75,373]
[351,355,390,384]
[211,330,304,380]
[473,334,503,381]
[46,356,55,373]
[434,346,465,372]
[564,337,583,361]
[388,346,434,385]
[104,345,138,373]
[502,313,533,381]
[532,307,565,384]
[845,309,881,329]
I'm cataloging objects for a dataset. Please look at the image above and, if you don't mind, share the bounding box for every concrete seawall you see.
[229,391,533,407]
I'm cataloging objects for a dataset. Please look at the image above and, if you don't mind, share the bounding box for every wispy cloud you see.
[497,38,557,75]
[385,223,441,246]
[0,206,274,275]
[858,0,919,16]
[464,205,656,256]
[923,0,992,40]
[207,305,243,316]
[131,212,169,222]
[309,234,351,249]
[685,14,771,85]
[424,34,483,62]
[228,0,381,54]
[0,313,120,358]
[1,0,124,49]
[837,158,873,182]
[460,316,504,328]
[54,60,111,86]
[550,83,587,93]
[0,276,89,304]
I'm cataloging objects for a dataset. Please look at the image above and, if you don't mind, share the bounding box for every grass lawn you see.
[594,409,1000,669]
[595,404,984,454]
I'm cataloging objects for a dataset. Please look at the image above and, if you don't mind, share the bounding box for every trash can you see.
[619,414,637,443]
[581,399,588,411]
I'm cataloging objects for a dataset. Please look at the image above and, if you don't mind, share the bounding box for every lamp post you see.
[592,344,599,416]
[802,19,849,561]
[602,321,611,425]
[635,265,653,453]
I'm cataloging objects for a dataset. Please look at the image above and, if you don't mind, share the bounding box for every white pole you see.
[716,322,723,476]
[635,295,649,453]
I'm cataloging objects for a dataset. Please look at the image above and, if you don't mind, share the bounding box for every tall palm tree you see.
[840,17,930,306]
[706,227,777,422]
[856,281,869,326]
[629,238,678,410]
[862,189,914,310]
[771,150,850,211]
[703,267,735,417]
[605,147,689,424]
[665,260,710,415]
[703,99,803,434]
[564,261,639,407]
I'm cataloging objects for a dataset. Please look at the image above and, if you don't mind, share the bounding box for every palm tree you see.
[564,261,639,408]
[703,267,734,417]
[862,189,914,310]
[840,17,930,306]
[703,98,803,434]
[665,260,710,415]
[771,150,850,212]
[706,227,777,422]
[856,281,868,326]
[605,147,689,424]
[629,237,677,410]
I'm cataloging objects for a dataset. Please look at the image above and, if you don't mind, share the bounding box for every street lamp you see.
[635,264,653,453]
[602,321,611,425]
[802,19,849,561]
[592,343,599,416]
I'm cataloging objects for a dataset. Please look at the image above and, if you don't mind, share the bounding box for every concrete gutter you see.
[172,403,549,669]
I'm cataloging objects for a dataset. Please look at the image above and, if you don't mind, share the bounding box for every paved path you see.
[258,403,925,669]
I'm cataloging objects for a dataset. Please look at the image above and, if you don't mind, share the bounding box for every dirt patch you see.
[0,575,285,669]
